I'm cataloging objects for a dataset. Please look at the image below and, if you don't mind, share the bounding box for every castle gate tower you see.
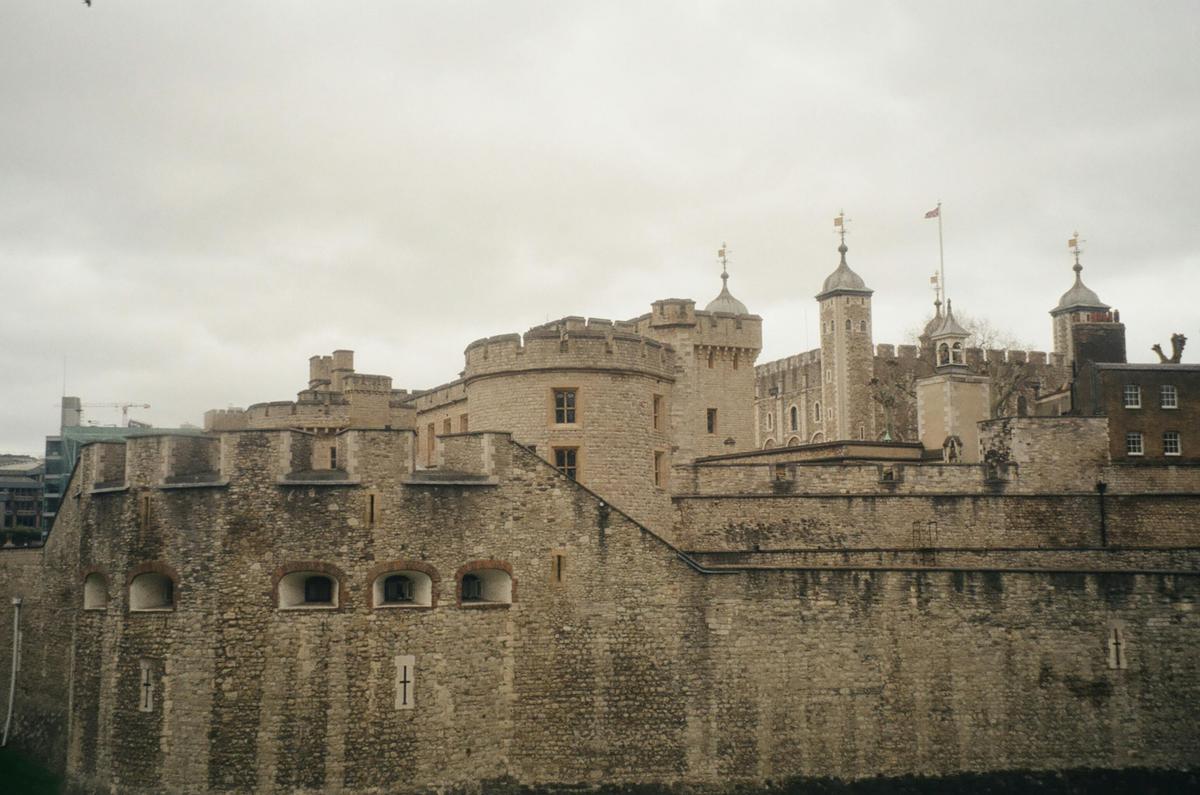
[816,234,876,441]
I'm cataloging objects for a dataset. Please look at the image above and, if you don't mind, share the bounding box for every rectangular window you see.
[459,414,469,432]
[653,451,665,487]
[443,418,452,435]
[366,492,377,525]
[554,389,577,424]
[652,394,663,431]
[1125,432,1144,456]
[1161,384,1178,409]
[330,446,337,469]
[706,408,718,434]
[138,494,150,530]
[426,423,435,458]
[138,660,154,712]
[553,553,565,583]
[553,447,578,479]
[1163,431,1181,456]
[1123,384,1141,408]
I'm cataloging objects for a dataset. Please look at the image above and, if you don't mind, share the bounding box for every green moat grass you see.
[0,745,62,794]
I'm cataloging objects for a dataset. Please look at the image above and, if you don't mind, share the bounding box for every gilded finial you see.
[717,242,730,285]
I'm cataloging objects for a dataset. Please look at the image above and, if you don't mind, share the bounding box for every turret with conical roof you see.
[816,223,875,442]
[1050,235,1120,365]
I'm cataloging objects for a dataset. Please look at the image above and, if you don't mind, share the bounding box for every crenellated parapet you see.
[463,317,676,383]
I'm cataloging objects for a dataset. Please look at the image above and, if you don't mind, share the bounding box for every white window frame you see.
[1123,384,1141,409]
[1163,431,1181,457]
[1125,431,1144,456]
[1161,384,1178,409]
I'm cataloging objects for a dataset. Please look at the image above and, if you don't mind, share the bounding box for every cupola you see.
[930,299,970,371]
[704,243,749,315]
[816,241,872,301]
[1051,237,1109,317]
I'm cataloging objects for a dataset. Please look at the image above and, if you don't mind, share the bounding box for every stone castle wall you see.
[2,431,1198,792]
[756,343,1073,447]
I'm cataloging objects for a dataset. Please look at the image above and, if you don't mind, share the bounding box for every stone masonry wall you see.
[3,432,1199,793]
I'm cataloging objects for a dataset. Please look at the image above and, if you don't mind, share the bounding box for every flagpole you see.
[936,201,944,304]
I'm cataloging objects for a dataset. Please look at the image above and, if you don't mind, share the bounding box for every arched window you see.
[813,402,822,422]
[370,561,437,609]
[810,431,825,443]
[942,436,963,463]
[763,439,776,449]
[951,342,964,365]
[457,561,514,607]
[129,571,175,612]
[787,436,800,447]
[765,413,773,430]
[859,320,867,332]
[83,572,108,610]
[938,343,950,366]
[707,350,714,368]
[276,565,343,610]
[845,319,851,331]
[789,406,798,431]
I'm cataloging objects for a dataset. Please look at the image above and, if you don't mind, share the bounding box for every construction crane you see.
[82,402,151,427]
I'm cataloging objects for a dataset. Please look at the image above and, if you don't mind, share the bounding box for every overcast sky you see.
[2,2,1198,454]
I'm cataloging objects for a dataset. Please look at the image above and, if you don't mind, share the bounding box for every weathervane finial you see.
[717,242,729,284]
[1068,231,1085,276]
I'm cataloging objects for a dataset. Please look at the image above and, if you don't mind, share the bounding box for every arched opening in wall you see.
[83,572,108,610]
[763,439,776,449]
[859,320,867,332]
[765,412,773,431]
[372,568,435,609]
[942,436,963,463]
[129,572,175,612]
[813,402,821,423]
[810,432,825,443]
[951,342,964,365]
[937,342,950,366]
[457,562,514,607]
[707,350,714,369]
[277,570,340,610]
[787,436,800,447]
[789,405,798,431]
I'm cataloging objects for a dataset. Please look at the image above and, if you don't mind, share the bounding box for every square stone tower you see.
[816,240,876,442]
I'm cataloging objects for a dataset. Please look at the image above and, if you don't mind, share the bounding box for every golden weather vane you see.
[1068,231,1086,269]
[833,210,850,245]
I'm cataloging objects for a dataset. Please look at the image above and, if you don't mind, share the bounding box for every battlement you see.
[343,373,393,394]
[463,318,675,382]
[406,380,467,412]
[78,429,416,491]
[756,348,822,378]
[632,300,763,352]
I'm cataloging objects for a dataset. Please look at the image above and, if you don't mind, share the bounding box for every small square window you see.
[1123,384,1141,408]
[1125,432,1144,456]
[553,447,578,479]
[1163,431,1181,456]
[706,408,718,434]
[554,389,577,424]
[1161,385,1178,409]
